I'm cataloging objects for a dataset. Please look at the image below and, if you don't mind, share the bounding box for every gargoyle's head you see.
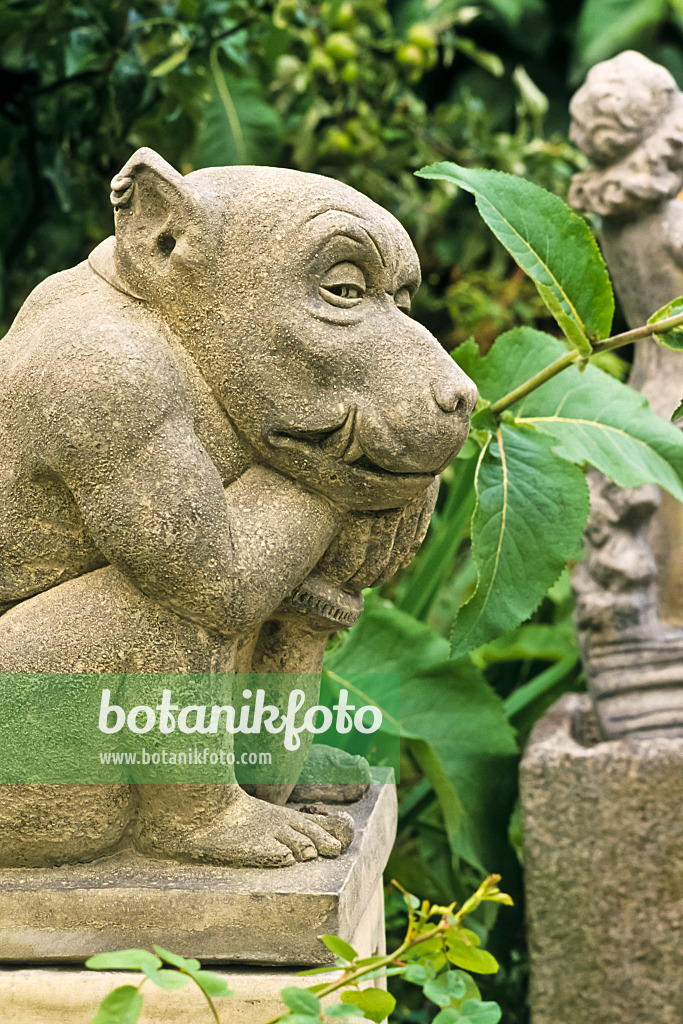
[109,148,477,511]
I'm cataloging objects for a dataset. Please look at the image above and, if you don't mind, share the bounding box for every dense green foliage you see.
[4,3,683,1022]
[4,0,681,340]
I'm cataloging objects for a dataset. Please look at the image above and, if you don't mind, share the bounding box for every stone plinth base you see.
[520,694,683,1024]
[0,957,382,1024]
[0,781,396,966]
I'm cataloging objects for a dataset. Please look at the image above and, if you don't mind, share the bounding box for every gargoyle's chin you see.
[264,430,436,512]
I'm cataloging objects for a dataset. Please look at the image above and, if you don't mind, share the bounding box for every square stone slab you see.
[0,779,396,966]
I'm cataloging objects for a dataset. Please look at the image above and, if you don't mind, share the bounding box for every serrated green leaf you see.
[86,949,162,972]
[152,946,200,972]
[91,985,143,1024]
[320,935,358,963]
[458,998,503,1023]
[450,423,589,658]
[455,328,683,502]
[281,986,323,1015]
[417,162,613,352]
[186,969,234,998]
[142,967,189,991]
[341,988,396,1022]
[648,297,683,351]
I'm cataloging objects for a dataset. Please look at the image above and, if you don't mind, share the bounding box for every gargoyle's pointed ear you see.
[110,147,202,233]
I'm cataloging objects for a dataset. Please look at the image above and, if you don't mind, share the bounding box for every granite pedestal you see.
[521,695,683,1024]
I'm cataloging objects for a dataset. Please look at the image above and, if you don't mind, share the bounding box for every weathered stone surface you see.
[0,892,386,1024]
[521,694,683,1024]
[0,148,476,867]
[569,51,683,739]
[0,778,395,965]
[569,51,683,741]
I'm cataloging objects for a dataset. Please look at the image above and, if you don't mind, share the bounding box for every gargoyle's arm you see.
[39,353,341,636]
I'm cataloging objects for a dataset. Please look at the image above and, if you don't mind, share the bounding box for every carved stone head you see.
[96,149,476,512]
[569,51,683,217]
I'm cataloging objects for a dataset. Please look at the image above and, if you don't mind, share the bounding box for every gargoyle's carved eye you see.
[319,262,366,307]
[395,287,411,314]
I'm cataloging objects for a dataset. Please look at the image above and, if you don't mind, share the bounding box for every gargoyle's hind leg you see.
[0,565,229,867]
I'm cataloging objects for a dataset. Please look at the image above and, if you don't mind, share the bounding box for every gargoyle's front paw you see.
[137,789,353,868]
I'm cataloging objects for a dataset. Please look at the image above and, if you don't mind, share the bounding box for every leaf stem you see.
[489,351,576,415]
[182,970,221,1024]
[591,310,683,353]
[259,925,444,1024]
[489,310,683,415]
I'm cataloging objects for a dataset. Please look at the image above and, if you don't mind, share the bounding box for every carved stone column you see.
[568,50,683,739]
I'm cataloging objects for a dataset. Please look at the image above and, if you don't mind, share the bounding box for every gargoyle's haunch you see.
[0,149,476,867]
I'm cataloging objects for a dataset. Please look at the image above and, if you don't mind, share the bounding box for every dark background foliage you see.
[2,2,682,1020]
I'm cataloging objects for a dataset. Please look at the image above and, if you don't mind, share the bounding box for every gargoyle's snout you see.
[431,376,478,416]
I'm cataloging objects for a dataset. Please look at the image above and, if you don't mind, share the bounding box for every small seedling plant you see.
[86,875,511,1024]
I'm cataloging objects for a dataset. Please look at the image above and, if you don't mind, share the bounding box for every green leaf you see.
[281,1016,323,1024]
[445,935,499,975]
[152,946,200,972]
[281,987,323,1015]
[86,949,162,972]
[432,1010,461,1024]
[325,598,518,874]
[403,964,429,984]
[91,985,143,1024]
[458,998,503,1023]
[672,400,683,422]
[186,969,234,998]
[320,935,358,963]
[142,967,189,991]
[456,328,683,502]
[326,1004,362,1018]
[195,57,282,167]
[571,0,668,80]
[417,162,613,353]
[648,297,683,351]
[341,988,396,1022]
[450,424,589,659]
[424,970,468,1006]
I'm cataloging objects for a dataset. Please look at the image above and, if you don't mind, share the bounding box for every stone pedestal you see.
[520,694,683,1024]
[0,781,396,1022]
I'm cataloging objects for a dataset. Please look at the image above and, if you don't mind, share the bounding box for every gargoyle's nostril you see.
[431,380,478,415]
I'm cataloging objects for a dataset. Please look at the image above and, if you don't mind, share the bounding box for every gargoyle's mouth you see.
[269,407,432,480]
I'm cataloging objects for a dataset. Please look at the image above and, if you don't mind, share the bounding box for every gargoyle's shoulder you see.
[5,260,183,394]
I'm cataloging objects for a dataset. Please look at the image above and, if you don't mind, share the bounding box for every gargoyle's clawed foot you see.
[137,789,354,868]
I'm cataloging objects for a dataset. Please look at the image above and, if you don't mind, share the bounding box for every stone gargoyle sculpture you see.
[0,149,476,868]
[569,51,683,739]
